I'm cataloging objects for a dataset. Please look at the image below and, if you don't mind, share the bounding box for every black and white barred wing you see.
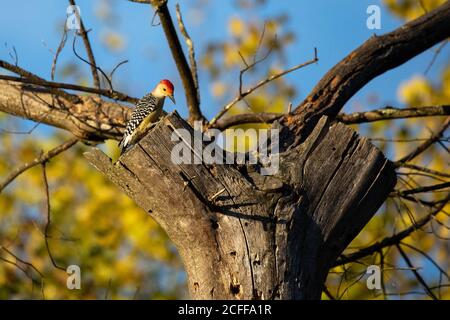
[118,93,157,153]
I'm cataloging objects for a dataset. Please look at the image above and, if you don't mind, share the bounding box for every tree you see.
[0,0,449,299]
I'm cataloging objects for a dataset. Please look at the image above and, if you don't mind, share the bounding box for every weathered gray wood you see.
[84,111,396,300]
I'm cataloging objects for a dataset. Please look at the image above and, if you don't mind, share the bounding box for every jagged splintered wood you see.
[84,112,396,300]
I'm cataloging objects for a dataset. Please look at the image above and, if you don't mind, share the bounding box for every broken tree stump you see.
[84,112,396,300]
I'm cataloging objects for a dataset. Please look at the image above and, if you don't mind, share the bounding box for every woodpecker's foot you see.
[148,118,164,130]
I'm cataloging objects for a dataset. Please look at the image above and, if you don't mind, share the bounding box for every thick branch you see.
[151,0,203,123]
[284,2,450,142]
[211,105,450,130]
[337,105,450,124]
[0,74,138,103]
[0,60,80,104]
[0,80,130,140]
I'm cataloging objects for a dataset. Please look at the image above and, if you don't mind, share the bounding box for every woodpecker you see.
[119,79,176,154]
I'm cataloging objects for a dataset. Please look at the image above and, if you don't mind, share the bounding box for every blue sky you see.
[0,0,448,123]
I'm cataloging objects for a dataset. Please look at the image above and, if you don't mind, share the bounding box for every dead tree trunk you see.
[85,112,396,299]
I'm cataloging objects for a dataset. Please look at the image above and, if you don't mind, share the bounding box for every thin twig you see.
[370,137,449,143]
[0,256,40,284]
[0,247,44,278]
[397,164,450,179]
[72,34,114,91]
[41,163,66,271]
[396,244,438,300]
[378,250,387,300]
[213,112,282,130]
[109,60,129,82]
[68,0,101,89]
[398,194,448,207]
[175,3,200,103]
[401,242,450,280]
[425,40,447,75]
[209,48,318,127]
[51,28,68,81]
[0,138,78,193]
[334,194,450,267]
[395,116,450,165]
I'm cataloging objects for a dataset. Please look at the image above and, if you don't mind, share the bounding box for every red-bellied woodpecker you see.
[119,79,176,154]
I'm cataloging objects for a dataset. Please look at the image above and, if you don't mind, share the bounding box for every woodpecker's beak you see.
[169,95,176,104]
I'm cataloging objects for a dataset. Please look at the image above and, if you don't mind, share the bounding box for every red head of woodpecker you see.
[153,79,176,104]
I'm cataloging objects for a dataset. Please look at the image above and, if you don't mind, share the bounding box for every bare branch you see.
[284,2,450,145]
[392,181,450,197]
[0,80,131,140]
[109,59,129,82]
[398,163,450,179]
[72,34,114,92]
[396,244,438,300]
[425,40,448,75]
[51,28,68,81]
[370,136,449,143]
[0,60,80,104]
[209,48,318,127]
[41,163,66,271]
[337,105,450,124]
[213,112,282,130]
[0,74,138,103]
[211,105,450,130]
[146,0,204,123]
[0,138,78,193]
[378,250,387,299]
[0,247,44,278]
[68,0,101,89]
[334,194,450,267]
[395,116,450,165]
[398,194,449,207]
[401,242,450,281]
[175,3,200,103]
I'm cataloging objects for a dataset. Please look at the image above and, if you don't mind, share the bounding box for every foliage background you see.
[0,0,448,299]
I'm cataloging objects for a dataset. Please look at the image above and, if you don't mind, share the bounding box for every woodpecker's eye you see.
[163,88,166,91]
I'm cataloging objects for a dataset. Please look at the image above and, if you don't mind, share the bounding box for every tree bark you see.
[85,112,396,299]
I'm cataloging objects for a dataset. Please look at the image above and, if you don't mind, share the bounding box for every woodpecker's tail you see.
[118,137,127,155]
[118,134,132,155]
[118,139,125,155]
